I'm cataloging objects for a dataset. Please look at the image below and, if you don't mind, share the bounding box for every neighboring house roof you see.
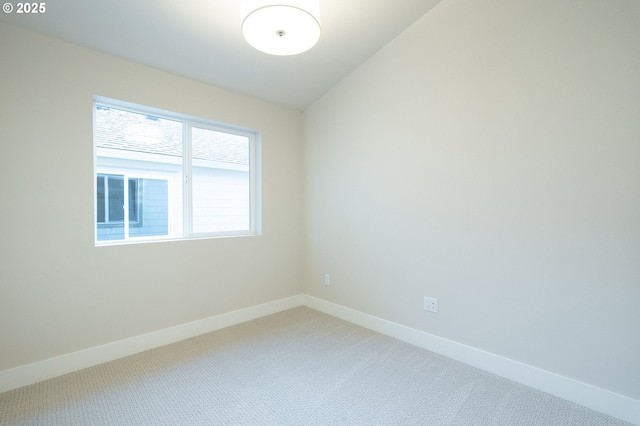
[95,105,249,165]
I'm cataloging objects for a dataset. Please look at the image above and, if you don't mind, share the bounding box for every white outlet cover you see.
[424,296,438,313]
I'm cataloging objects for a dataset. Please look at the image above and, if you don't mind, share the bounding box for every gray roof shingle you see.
[95,105,249,165]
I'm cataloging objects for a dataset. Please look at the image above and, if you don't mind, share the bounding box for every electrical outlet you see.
[324,274,331,286]
[424,296,438,313]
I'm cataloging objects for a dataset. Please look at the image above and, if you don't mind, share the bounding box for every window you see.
[94,97,260,245]
[97,175,139,225]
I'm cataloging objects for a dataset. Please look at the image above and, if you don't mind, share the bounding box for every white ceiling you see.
[1,0,442,110]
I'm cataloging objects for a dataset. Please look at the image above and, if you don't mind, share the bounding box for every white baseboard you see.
[1,294,637,425]
[302,295,640,426]
[0,295,304,394]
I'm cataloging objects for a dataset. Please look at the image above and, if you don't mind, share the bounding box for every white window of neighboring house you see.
[96,175,139,225]
[94,97,260,245]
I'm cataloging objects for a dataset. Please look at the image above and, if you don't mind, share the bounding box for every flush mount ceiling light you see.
[241,0,321,56]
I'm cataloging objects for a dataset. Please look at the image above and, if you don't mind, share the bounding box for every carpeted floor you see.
[0,307,632,425]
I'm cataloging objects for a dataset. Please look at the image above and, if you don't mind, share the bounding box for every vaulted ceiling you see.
[1,0,442,110]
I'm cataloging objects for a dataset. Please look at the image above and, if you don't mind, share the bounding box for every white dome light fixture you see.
[241,0,321,56]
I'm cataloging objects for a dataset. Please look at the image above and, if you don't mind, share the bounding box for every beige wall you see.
[303,0,640,399]
[0,23,303,370]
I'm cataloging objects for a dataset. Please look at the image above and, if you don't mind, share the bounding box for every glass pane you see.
[191,127,251,233]
[128,179,139,223]
[96,176,105,223]
[108,176,124,222]
[95,105,183,241]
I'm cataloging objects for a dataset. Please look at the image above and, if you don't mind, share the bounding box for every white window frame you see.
[93,96,261,246]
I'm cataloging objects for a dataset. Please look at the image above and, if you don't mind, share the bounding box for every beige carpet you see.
[0,307,632,425]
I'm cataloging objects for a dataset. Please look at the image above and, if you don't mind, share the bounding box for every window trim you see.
[93,96,261,246]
